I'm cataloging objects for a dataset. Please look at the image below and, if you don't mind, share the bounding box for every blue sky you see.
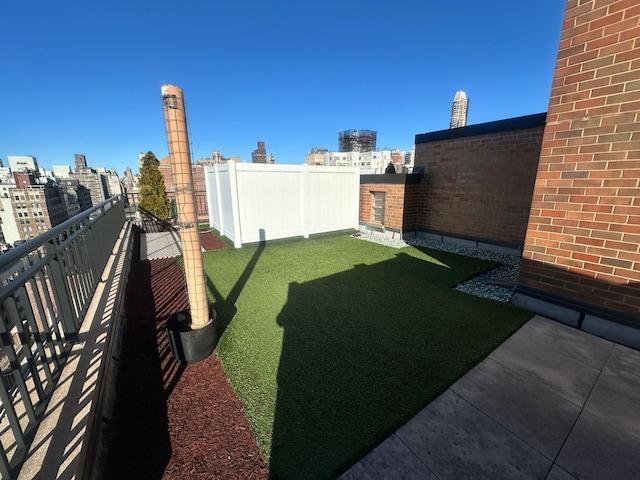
[2,1,566,175]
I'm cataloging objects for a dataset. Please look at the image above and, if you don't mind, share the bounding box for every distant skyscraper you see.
[449,91,468,128]
[252,141,267,163]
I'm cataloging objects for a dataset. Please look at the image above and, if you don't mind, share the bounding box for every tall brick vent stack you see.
[519,0,640,317]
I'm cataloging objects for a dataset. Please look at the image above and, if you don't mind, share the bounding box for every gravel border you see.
[352,233,520,303]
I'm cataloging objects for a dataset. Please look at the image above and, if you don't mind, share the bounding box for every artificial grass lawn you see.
[203,233,533,479]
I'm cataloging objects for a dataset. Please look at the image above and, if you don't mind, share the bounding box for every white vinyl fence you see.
[205,163,360,248]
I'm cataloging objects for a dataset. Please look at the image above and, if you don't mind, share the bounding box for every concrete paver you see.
[141,232,182,260]
[545,465,578,480]
[339,435,438,480]
[340,315,640,480]
[451,357,579,460]
[582,344,640,435]
[555,410,640,480]
[396,389,550,480]
[488,319,610,406]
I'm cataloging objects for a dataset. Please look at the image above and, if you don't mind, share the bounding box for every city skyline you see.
[1,1,565,175]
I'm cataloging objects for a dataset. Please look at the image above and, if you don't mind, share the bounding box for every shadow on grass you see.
[269,251,530,479]
[206,229,266,339]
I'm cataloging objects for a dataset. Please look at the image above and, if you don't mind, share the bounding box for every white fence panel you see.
[236,165,304,244]
[205,164,239,246]
[305,166,359,235]
[205,165,222,232]
[205,163,359,247]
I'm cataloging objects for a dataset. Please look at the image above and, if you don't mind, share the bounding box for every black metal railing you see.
[0,196,125,478]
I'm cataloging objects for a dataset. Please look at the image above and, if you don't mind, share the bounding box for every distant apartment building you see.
[62,188,82,218]
[8,155,39,174]
[13,172,36,189]
[404,149,415,166]
[450,91,468,128]
[9,184,69,242]
[305,148,328,166]
[70,169,107,207]
[0,178,16,201]
[58,178,93,212]
[105,169,123,197]
[71,154,109,208]
[252,141,267,164]
[0,178,19,245]
[206,151,242,164]
[211,150,227,164]
[96,167,123,198]
[324,148,414,172]
[338,130,377,153]
[53,165,72,178]
[0,166,11,182]
[122,167,137,192]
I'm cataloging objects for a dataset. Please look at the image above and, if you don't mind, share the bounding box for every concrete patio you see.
[341,315,640,479]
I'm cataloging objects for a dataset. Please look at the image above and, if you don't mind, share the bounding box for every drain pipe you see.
[161,84,216,363]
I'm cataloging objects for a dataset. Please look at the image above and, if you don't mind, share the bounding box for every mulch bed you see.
[199,231,228,251]
[105,228,268,479]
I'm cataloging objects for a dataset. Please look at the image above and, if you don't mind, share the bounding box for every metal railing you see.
[0,196,125,478]
[123,191,209,228]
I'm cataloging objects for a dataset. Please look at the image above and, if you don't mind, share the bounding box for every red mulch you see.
[105,228,268,480]
[199,231,228,251]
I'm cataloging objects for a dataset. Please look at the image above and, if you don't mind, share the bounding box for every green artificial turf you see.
[203,233,533,479]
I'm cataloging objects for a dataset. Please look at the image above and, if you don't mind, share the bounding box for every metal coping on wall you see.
[360,173,422,185]
[414,112,547,145]
[415,228,523,251]
[513,284,640,330]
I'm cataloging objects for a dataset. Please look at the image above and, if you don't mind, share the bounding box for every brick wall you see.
[159,164,209,218]
[518,0,640,318]
[359,175,421,232]
[414,115,545,246]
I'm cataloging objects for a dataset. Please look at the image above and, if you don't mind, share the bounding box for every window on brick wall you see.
[372,192,385,224]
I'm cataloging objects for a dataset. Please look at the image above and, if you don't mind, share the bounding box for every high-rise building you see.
[104,169,123,198]
[70,154,109,207]
[74,154,87,170]
[450,91,468,128]
[252,141,267,163]
[338,130,377,152]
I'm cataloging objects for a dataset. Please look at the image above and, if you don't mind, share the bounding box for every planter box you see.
[166,308,217,364]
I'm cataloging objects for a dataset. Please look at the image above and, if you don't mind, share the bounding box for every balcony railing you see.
[0,196,125,478]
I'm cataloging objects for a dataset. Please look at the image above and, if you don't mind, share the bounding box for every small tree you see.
[385,162,397,174]
[138,151,171,220]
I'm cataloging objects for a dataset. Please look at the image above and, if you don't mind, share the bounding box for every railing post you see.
[44,241,79,342]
